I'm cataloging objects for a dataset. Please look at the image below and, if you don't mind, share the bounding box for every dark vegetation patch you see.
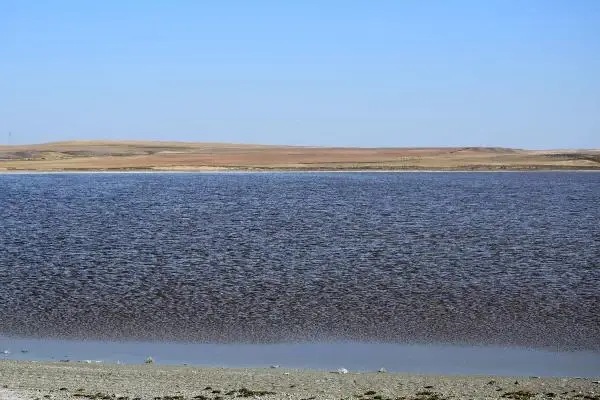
[573,395,600,400]
[359,391,449,400]
[61,151,104,157]
[73,393,114,400]
[234,388,276,397]
[501,391,537,400]
[71,393,279,400]
[409,391,450,400]
[545,153,600,164]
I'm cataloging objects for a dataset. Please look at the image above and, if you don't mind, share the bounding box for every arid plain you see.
[1,141,599,171]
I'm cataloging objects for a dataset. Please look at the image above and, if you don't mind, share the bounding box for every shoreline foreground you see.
[1,361,599,400]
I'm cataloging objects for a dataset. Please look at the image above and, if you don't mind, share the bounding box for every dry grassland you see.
[0,141,599,171]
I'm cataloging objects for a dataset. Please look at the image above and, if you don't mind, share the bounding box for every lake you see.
[0,172,598,375]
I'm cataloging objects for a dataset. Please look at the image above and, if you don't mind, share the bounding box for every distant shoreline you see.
[0,168,600,175]
[1,168,600,174]
[1,141,599,172]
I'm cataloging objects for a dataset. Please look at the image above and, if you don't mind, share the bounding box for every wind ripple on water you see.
[0,172,598,350]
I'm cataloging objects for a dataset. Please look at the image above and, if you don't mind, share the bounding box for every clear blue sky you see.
[1,1,599,148]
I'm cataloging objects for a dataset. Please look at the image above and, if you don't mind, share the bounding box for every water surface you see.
[2,336,599,377]
[0,172,599,354]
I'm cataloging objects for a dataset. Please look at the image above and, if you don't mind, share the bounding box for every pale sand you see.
[1,361,599,400]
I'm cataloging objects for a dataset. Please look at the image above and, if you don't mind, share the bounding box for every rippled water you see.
[0,172,599,351]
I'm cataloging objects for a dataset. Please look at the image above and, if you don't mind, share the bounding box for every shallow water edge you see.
[1,337,599,377]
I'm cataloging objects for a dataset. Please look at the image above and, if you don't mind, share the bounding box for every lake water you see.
[0,172,599,375]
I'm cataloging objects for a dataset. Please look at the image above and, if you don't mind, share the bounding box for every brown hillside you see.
[0,141,598,171]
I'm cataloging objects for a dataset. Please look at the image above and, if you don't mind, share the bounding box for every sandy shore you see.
[1,361,599,400]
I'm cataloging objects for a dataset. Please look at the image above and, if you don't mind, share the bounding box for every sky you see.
[1,1,599,148]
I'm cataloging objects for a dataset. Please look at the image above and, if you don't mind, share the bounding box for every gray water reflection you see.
[1,337,599,377]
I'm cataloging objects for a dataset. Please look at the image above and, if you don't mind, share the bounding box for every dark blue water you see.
[0,172,599,352]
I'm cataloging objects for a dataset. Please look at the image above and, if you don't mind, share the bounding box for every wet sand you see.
[1,360,599,400]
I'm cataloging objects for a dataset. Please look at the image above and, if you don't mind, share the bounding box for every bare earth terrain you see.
[1,361,599,400]
[0,141,599,171]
